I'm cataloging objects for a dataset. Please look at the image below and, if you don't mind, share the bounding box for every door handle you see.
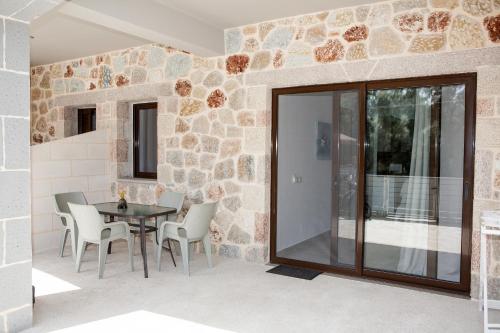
[464,181,470,201]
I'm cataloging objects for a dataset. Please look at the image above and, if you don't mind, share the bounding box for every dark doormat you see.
[266,265,322,280]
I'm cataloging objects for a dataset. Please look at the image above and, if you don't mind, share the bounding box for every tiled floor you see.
[28,240,483,332]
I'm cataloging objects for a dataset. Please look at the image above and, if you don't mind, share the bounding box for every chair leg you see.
[157,237,163,271]
[59,229,69,257]
[166,239,176,267]
[131,234,135,256]
[128,236,134,272]
[98,239,110,279]
[75,239,86,272]
[202,234,212,268]
[69,229,77,260]
[179,238,190,275]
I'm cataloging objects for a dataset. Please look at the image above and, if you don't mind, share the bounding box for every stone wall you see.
[29,0,500,296]
[31,130,111,253]
[1,0,62,331]
[223,0,499,71]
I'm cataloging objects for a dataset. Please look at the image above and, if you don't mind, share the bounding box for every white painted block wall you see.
[31,130,111,254]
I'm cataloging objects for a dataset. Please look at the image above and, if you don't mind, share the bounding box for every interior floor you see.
[277,232,460,282]
[29,241,484,332]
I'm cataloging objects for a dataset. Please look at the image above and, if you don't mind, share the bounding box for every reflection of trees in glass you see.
[366,88,416,176]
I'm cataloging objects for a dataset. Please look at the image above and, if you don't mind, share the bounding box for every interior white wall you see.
[31,130,111,254]
[276,94,333,251]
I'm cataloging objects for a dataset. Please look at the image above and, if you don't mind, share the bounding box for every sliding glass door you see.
[271,74,475,291]
[273,87,361,270]
[363,78,474,288]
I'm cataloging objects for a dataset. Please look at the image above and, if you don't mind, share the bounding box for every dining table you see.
[94,202,177,278]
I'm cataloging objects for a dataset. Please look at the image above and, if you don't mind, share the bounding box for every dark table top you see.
[94,202,177,219]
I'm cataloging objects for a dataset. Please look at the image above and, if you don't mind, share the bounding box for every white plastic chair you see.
[54,192,88,259]
[156,202,217,275]
[153,191,185,264]
[158,191,185,222]
[68,203,134,279]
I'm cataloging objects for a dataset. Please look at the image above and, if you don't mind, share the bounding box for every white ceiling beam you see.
[57,1,223,57]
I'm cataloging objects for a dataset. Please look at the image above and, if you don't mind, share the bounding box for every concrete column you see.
[0,1,61,331]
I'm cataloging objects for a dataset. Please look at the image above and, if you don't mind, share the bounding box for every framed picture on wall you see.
[316,121,331,160]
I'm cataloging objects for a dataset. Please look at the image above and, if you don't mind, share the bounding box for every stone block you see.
[246,86,266,110]
[478,66,500,96]
[12,0,57,21]
[0,261,32,311]
[0,19,3,67]
[5,218,31,264]
[218,244,241,259]
[0,0,31,16]
[50,142,88,160]
[32,160,71,179]
[245,62,348,88]
[0,118,3,168]
[241,185,266,211]
[31,179,51,198]
[4,305,32,333]
[89,175,110,191]
[71,160,105,176]
[87,143,108,159]
[474,150,493,199]
[32,213,53,234]
[0,220,3,263]
[50,177,89,195]
[0,171,30,218]
[5,20,29,72]
[32,230,60,254]
[0,71,29,117]
[31,195,54,216]
[158,114,176,137]
[245,246,268,263]
[476,118,500,147]
[244,128,266,153]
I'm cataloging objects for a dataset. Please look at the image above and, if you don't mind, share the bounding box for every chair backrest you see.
[54,192,88,214]
[68,203,103,241]
[183,202,217,239]
[158,191,184,213]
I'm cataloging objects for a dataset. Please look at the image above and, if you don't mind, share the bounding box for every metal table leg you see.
[107,215,114,254]
[140,218,148,278]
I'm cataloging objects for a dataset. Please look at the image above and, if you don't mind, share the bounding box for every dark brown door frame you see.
[270,73,476,293]
[271,82,366,277]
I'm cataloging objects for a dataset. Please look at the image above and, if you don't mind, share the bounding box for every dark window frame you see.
[77,108,96,134]
[133,102,158,179]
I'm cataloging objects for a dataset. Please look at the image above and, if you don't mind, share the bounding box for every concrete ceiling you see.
[30,0,380,66]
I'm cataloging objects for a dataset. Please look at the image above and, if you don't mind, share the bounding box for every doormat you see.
[266,265,322,280]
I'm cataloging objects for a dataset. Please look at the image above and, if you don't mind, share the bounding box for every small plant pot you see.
[117,198,128,209]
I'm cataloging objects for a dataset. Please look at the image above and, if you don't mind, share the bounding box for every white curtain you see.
[396,88,432,275]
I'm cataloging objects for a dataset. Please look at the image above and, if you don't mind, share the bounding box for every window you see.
[77,108,96,134]
[133,102,158,179]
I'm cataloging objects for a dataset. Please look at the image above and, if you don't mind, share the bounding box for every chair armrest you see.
[161,220,185,228]
[157,220,186,241]
[54,211,75,229]
[103,221,131,234]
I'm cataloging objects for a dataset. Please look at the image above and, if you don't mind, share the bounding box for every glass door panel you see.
[364,84,465,282]
[275,90,359,268]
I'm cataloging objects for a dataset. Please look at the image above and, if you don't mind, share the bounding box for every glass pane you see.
[364,85,465,282]
[137,108,158,174]
[276,90,359,268]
